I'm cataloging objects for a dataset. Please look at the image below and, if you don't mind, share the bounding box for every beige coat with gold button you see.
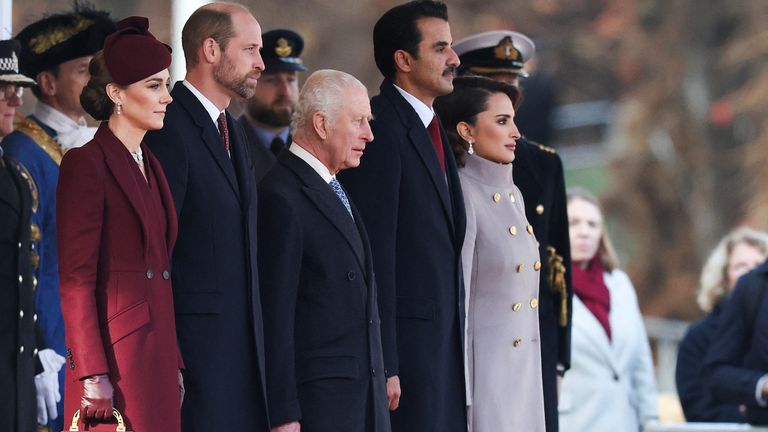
[460,154,546,432]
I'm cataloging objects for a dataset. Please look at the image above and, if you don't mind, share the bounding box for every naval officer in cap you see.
[239,29,308,181]
[454,30,573,432]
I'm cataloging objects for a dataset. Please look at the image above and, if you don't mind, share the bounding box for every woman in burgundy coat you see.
[57,17,182,431]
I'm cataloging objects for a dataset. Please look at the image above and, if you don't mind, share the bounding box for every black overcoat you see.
[258,150,390,432]
[144,82,270,431]
[339,80,467,432]
[0,155,37,432]
[513,137,574,432]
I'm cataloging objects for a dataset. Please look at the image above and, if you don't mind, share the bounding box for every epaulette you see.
[7,158,39,213]
[14,112,64,166]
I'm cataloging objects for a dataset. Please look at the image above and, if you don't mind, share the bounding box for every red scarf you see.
[572,255,612,341]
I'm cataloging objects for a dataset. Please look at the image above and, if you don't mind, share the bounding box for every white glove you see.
[34,349,65,425]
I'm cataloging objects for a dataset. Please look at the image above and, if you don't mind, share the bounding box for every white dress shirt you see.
[289,142,334,183]
[182,80,224,131]
[393,83,434,127]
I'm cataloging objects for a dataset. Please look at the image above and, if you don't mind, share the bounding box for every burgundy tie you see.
[217,112,231,156]
[427,115,446,174]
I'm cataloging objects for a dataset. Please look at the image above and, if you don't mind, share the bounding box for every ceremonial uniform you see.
[0,151,39,432]
[239,29,307,182]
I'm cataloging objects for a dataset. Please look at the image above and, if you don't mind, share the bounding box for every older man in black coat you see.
[259,69,390,432]
[144,4,269,431]
[339,2,467,431]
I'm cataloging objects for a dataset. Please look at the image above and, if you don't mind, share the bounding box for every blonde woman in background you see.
[676,227,768,422]
[559,187,658,432]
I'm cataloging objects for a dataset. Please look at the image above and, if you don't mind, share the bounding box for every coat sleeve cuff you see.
[269,399,302,428]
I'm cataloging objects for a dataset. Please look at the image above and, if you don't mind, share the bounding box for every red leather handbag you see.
[63,409,131,432]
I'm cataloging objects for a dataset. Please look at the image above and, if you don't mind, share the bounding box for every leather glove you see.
[34,349,65,425]
[179,370,185,407]
[81,374,114,420]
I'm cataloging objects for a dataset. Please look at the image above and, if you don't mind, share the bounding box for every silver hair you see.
[291,69,368,133]
[697,226,768,312]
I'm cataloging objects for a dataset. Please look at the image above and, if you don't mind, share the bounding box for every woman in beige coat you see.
[435,76,546,432]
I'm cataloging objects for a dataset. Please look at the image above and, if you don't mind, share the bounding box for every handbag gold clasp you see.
[68,408,126,431]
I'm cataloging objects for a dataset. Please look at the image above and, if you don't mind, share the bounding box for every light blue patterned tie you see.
[329,178,353,217]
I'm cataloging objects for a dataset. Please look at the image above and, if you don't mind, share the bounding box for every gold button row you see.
[508,225,534,236]
[516,261,542,273]
[492,192,516,204]
[511,297,539,311]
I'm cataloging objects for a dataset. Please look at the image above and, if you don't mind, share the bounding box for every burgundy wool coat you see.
[57,123,182,432]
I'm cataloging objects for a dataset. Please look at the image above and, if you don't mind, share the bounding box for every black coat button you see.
[146,269,154,279]
[613,373,619,381]
[162,270,170,280]
[371,368,376,377]
[347,271,356,281]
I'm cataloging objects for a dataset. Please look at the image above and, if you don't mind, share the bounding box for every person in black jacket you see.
[704,256,768,425]
[143,4,270,431]
[338,2,467,431]
[258,69,389,432]
[677,227,768,422]
[453,30,573,432]
[0,38,39,432]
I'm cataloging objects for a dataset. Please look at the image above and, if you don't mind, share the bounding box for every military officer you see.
[238,29,308,181]
[1,7,115,431]
[0,38,42,432]
[454,30,573,432]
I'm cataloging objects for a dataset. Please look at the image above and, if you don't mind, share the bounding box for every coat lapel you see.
[95,124,150,257]
[381,81,454,229]
[228,113,251,209]
[281,151,366,272]
[171,82,240,200]
[513,138,543,191]
[145,145,178,255]
[573,295,621,375]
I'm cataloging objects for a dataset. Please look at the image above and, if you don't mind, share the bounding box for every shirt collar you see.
[182,80,224,130]
[249,122,290,149]
[289,142,334,183]
[392,83,434,127]
[34,101,87,132]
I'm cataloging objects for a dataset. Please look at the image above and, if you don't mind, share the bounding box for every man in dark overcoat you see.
[259,69,390,432]
[143,3,270,431]
[339,2,467,431]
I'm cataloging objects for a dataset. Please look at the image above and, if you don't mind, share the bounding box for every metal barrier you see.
[646,423,768,432]
[644,316,690,394]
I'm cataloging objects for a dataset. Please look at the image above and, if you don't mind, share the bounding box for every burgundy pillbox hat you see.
[103,16,171,86]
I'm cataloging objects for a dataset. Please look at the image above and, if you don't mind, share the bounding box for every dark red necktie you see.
[427,115,446,174]
[217,112,231,156]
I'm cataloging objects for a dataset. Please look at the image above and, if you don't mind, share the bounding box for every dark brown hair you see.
[181,7,237,68]
[373,1,448,80]
[433,75,520,166]
[80,50,115,121]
